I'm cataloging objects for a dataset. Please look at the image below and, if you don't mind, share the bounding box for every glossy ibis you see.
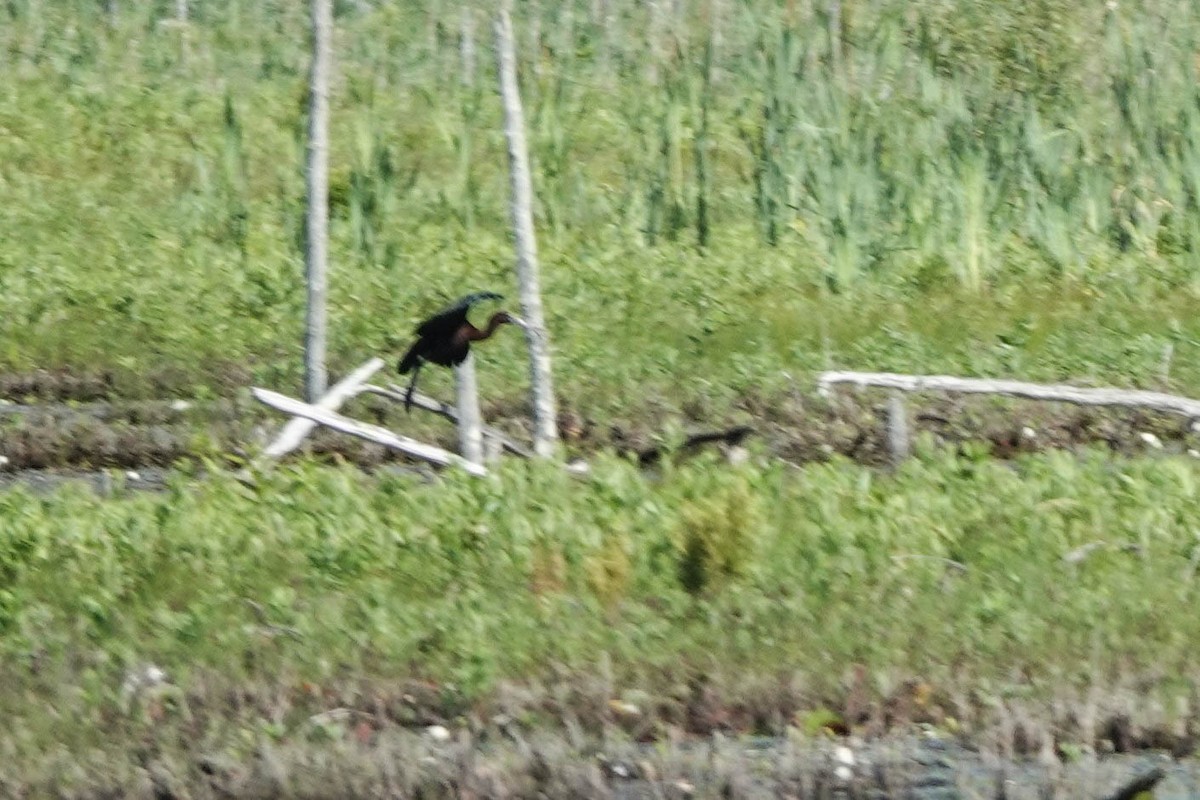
[397,291,526,411]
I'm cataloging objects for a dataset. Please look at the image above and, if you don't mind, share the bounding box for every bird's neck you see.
[470,314,505,341]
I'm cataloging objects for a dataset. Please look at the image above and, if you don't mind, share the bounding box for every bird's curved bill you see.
[509,315,529,329]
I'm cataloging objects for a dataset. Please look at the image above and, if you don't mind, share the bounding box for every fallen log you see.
[252,387,486,477]
[261,357,385,459]
[818,371,1200,419]
[360,384,533,459]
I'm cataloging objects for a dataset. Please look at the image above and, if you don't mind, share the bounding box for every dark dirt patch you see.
[2,383,1198,477]
[18,732,1191,800]
[0,362,255,403]
[568,389,1200,469]
[0,398,253,470]
[757,390,1200,466]
[0,368,117,403]
[0,466,172,494]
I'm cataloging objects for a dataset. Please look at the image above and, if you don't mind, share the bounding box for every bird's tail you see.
[402,362,422,413]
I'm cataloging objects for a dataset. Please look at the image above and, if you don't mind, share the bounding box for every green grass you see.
[2,449,1199,761]
[1,1,1199,412]
[4,1,1200,786]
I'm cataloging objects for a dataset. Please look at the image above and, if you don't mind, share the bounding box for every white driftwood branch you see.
[818,371,1200,418]
[455,353,485,466]
[262,357,385,459]
[459,5,476,87]
[495,5,559,457]
[367,384,532,458]
[377,385,457,418]
[252,388,487,477]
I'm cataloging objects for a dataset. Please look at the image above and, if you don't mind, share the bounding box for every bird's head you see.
[491,310,528,330]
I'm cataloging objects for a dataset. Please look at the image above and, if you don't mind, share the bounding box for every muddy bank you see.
[2,385,1198,480]
[15,732,1193,799]
[0,465,174,494]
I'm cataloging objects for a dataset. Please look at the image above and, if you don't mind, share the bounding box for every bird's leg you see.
[403,362,423,413]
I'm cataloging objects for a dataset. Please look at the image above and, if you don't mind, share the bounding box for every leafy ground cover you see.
[1,452,1199,786]
[2,1,1200,795]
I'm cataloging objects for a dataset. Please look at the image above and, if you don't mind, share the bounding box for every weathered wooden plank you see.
[252,387,487,477]
[362,384,533,458]
[818,371,1200,418]
[261,358,384,459]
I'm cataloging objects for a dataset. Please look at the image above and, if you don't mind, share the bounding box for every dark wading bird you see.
[397,291,526,411]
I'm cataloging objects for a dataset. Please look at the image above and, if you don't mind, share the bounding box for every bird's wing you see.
[414,291,503,337]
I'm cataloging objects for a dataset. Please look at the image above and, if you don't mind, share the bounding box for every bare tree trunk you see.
[886,391,910,465]
[827,0,843,73]
[494,5,559,457]
[596,0,615,87]
[646,0,665,85]
[304,0,333,402]
[170,0,190,65]
[460,5,477,88]
[706,0,723,71]
[455,353,485,466]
